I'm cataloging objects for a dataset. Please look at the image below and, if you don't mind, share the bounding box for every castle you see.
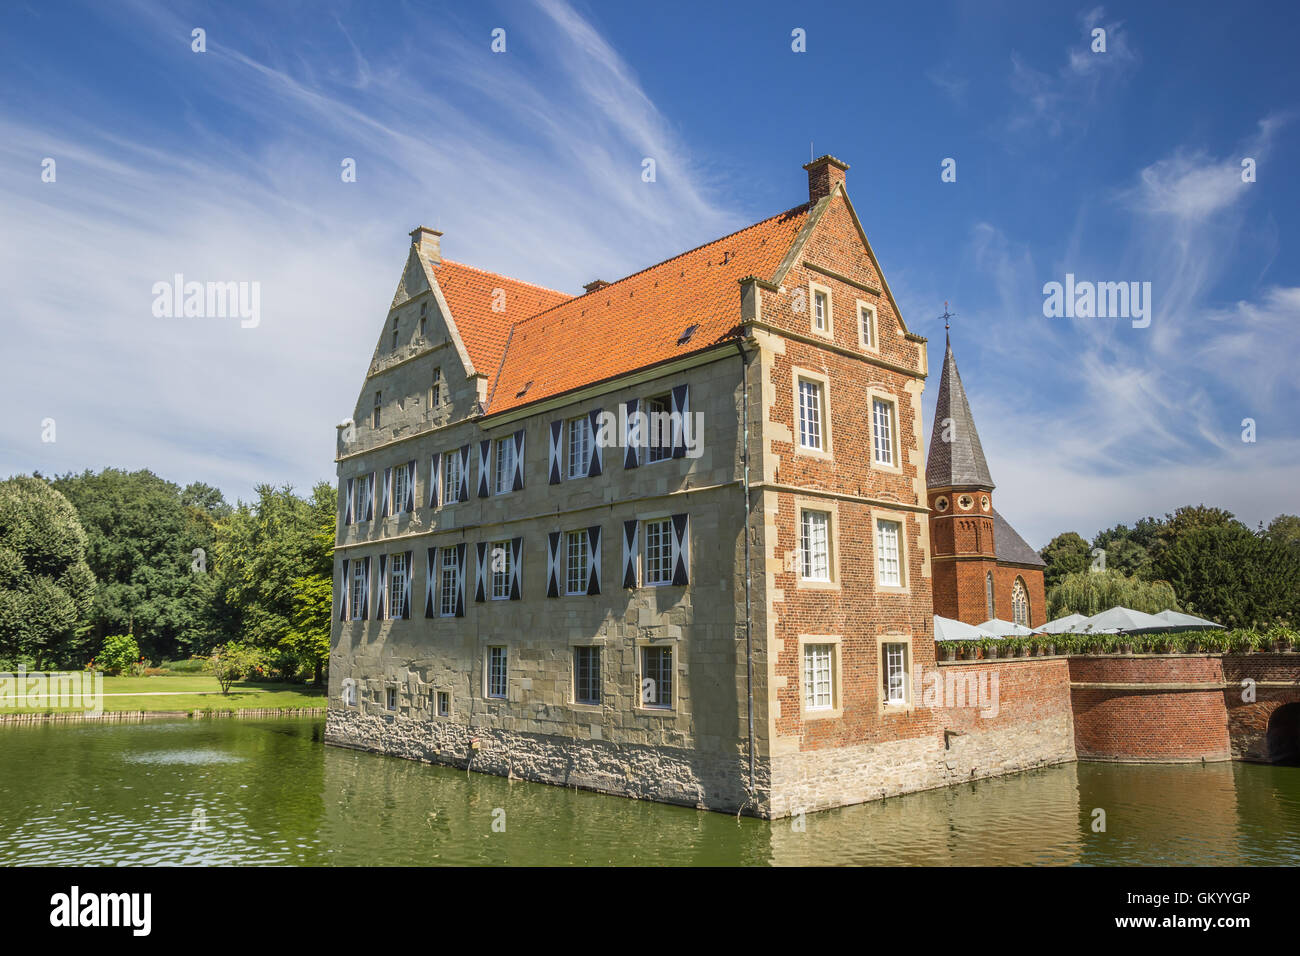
[325,156,1242,817]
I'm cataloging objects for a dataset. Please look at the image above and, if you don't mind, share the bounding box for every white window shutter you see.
[424,547,437,618]
[455,543,467,617]
[406,461,416,513]
[361,556,371,617]
[622,520,638,588]
[546,531,560,598]
[340,558,350,620]
[671,384,690,458]
[510,537,523,600]
[548,421,562,484]
[458,445,471,501]
[430,454,441,508]
[671,513,690,585]
[475,542,487,603]
[588,409,603,477]
[623,398,641,469]
[513,429,525,491]
[586,524,602,595]
[364,474,374,521]
[402,551,412,619]
[377,554,388,619]
[478,440,491,497]
[382,467,392,517]
[344,478,354,524]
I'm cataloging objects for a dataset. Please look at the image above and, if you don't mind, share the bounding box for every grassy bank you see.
[5,674,326,715]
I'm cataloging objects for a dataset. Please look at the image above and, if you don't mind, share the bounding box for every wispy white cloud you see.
[0,0,736,503]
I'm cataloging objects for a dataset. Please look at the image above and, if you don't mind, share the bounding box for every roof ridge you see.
[502,201,813,333]
[437,258,572,300]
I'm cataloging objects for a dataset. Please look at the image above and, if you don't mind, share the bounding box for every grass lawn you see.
[8,674,326,715]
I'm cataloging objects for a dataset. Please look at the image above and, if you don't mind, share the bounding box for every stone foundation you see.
[325,707,768,816]
[769,713,1076,816]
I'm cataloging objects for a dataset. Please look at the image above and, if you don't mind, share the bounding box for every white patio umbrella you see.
[1039,613,1090,634]
[933,615,998,641]
[977,618,1037,637]
[1153,609,1224,629]
[1080,606,1171,634]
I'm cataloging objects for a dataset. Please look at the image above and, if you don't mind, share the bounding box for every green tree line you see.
[1040,505,1300,626]
[0,469,335,681]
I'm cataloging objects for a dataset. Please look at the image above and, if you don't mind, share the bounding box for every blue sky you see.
[1,0,1297,547]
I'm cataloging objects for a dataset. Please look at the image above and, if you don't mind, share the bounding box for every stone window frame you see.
[1012,576,1030,628]
[794,496,840,591]
[876,633,915,714]
[856,298,879,353]
[808,279,834,340]
[635,639,678,715]
[639,511,675,588]
[489,539,512,601]
[864,385,903,475]
[484,645,509,701]
[871,507,911,594]
[434,689,452,718]
[566,414,592,480]
[798,634,843,721]
[791,365,834,461]
[385,686,398,712]
[571,645,603,709]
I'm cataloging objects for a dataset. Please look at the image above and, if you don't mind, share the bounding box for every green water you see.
[2,717,1298,865]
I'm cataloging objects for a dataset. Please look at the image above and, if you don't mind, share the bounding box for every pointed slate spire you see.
[926,338,994,490]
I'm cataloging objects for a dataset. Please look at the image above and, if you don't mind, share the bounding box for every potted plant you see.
[983,638,1001,660]
[938,641,958,662]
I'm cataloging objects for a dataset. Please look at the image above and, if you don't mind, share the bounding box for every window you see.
[804,644,834,711]
[435,691,450,717]
[490,540,511,600]
[876,518,903,587]
[871,397,895,466]
[883,642,909,705]
[859,303,876,349]
[798,379,823,450]
[565,530,589,595]
[440,549,458,617]
[343,680,357,707]
[1012,578,1029,627]
[372,391,382,429]
[392,465,410,515]
[646,394,671,463]
[494,437,516,495]
[391,315,399,351]
[640,646,673,709]
[986,572,995,620]
[386,687,397,711]
[350,561,366,621]
[643,518,673,586]
[574,647,601,705]
[442,449,460,503]
[567,416,590,479]
[419,302,428,338]
[813,290,828,332]
[799,509,831,582]
[487,646,508,699]
[430,366,441,408]
[389,552,408,619]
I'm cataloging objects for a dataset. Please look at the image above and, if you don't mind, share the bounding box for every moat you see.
[2,717,1298,866]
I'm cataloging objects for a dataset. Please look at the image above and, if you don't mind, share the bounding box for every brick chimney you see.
[582,279,611,294]
[803,155,849,202]
[410,225,442,264]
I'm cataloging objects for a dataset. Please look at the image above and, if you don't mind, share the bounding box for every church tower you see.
[926,335,999,624]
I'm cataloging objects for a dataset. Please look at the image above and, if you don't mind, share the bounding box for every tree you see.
[1047,568,1178,619]
[98,634,140,675]
[1153,524,1300,628]
[1091,523,1152,577]
[0,476,97,667]
[1040,532,1090,588]
[51,469,224,661]
[210,642,264,695]
[1265,514,1300,553]
[209,482,336,683]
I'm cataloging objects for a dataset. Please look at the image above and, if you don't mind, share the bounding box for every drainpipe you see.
[736,339,756,798]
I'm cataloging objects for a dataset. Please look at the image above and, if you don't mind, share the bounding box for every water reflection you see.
[1,718,1298,866]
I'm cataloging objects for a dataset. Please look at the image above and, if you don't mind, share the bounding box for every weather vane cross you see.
[939,301,956,335]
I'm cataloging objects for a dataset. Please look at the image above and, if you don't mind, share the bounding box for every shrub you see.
[98,634,139,675]
[209,642,265,695]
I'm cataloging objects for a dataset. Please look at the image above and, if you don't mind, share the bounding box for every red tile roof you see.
[479,203,812,414]
[431,260,572,378]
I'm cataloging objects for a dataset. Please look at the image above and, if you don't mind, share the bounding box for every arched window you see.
[985,572,995,620]
[1012,577,1029,627]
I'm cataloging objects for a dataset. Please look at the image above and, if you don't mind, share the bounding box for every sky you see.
[1,0,1297,548]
